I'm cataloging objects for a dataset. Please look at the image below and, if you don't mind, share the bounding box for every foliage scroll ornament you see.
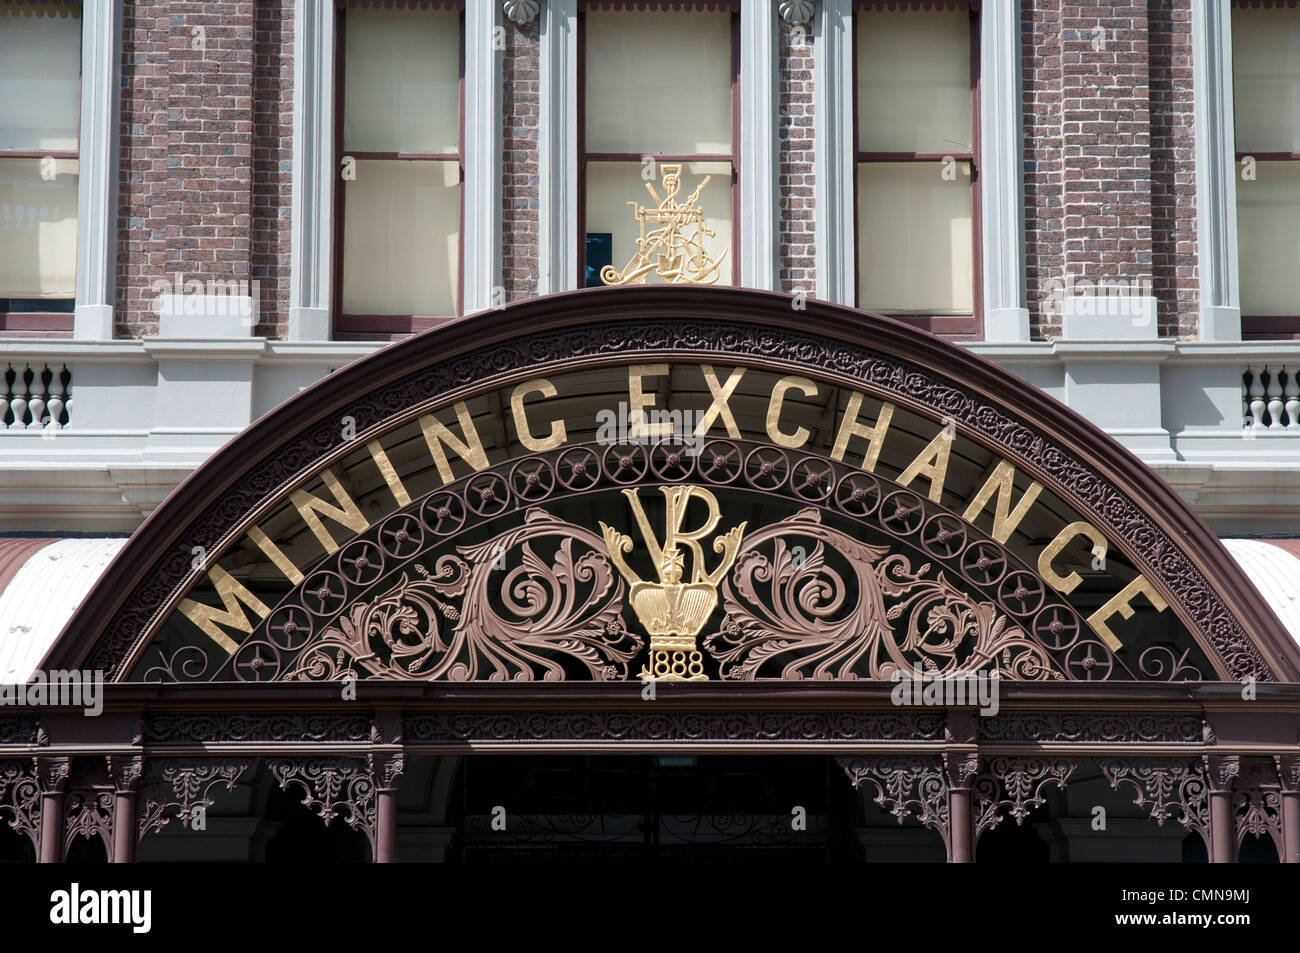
[703,509,1065,680]
[1099,758,1211,850]
[0,759,41,852]
[269,757,380,851]
[1232,758,1284,853]
[279,510,639,682]
[154,436,1178,686]
[837,755,951,852]
[137,760,249,844]
[64,790,114,856]
[971,756,1078,840]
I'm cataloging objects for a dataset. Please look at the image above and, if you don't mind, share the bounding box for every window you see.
[580,4,737,288]
[1233,4,1300,339]
[335,2,462,340]
[0,0,80,336]
[854,3,978,336]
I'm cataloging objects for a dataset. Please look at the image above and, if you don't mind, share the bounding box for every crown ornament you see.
[599,486,745,681]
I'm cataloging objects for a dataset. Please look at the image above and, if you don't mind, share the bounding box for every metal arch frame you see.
[41,285,1300,682]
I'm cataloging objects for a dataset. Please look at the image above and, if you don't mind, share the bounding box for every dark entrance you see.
[447,755,862,861]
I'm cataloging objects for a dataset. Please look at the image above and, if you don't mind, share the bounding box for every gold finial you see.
[600,163,730,287]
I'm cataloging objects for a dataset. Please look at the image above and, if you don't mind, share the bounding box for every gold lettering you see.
[247,525,304,585]
[419,401,490,484]
[831,392,894,471]
[766,375,818,448]
[694,365,745,438]
[367,439,410,507]
[177,564,269,653]
[510,378,567,452]
[627,363,670,438]
[897,429,954,503]
[961,460,1043,544]
[289,468,369,554]
[1087,575,1169,651]
[1038,520,1109,595]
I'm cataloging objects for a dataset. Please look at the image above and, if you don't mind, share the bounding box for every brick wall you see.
[502,16,540,304]
[116,0,291,338]
[778,18,816,295]
[106,0,1205,342]
[1023,0,1197,340]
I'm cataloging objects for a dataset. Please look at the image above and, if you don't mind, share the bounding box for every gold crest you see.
[600,163,729,286]
[599,485,745,681]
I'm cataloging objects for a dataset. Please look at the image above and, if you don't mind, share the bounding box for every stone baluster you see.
[46,366,66,429]
[26,365,47,431]
[1246,366,1266,431]
[1266,365,1286,430]
[8,365,29,430]
[0,365,10,428]
[1285,366,1300,431]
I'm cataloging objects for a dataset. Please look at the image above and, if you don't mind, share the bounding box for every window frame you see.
[0,0,82,337]
[576,1,741,291]
[331,0,466,342]
[1231,3,1300,341]
[851,0,982,339]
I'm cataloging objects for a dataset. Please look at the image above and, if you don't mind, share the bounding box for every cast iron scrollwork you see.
[279,509,639,681]
[137,760,249,844]
[703,509,1065,680]
[837,755,950,851]
[0,759,40,852]
[1099,758,1211,850]
[971,756,1078,840]
[268,757,378,852]
[156,437,1198,684]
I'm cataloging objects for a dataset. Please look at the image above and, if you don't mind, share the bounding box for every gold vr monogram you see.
[600,486,746,681]
[176,362,1168,663]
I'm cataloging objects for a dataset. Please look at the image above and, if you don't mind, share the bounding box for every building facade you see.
[2,0,1300,863]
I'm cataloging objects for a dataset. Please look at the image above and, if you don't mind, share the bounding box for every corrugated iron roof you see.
[1222,539,1300,648]
[0,538,128,682]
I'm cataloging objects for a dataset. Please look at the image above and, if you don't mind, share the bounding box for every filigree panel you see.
[837,756,950,850]
[972,756,1078,839]
[979,712,1203,744]
[1233,759,1283,854]
[0,759,40,851]
[407,710,946,745]
[137,760,249,844]
[1099,758,1211,850]
[268,758,378,851]
[145,712,373,744]
[703,508,1066,680]
[64,791,114,857]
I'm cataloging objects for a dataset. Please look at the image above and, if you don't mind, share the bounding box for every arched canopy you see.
[45,288,1300,684]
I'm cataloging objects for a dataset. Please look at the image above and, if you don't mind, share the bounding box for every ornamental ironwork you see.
[138,439,1200,684]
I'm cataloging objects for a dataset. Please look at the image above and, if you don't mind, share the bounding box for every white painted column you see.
[73,0,123,341]
[538,0,578,295]
[814,0,854,306]
[1193,0,1241,342]
[979,0,1030,343]
[739,0,779,290]
[463,1,504,312]
[287,0,336,341]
